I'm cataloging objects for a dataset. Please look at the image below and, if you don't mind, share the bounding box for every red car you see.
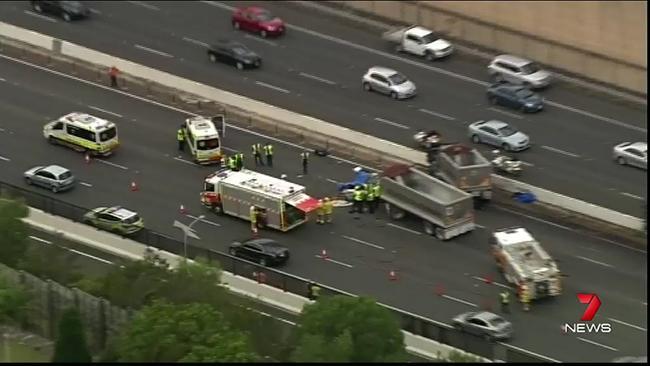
[231,6,285,38]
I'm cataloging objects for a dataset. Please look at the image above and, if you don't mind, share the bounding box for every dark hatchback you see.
[207,40,261,70]
[486,83,544,113]
[31,1,90,21]
[228,238,290,266]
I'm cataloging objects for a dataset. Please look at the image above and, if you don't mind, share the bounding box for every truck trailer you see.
[380,164,475,240]
[430,144,493,201]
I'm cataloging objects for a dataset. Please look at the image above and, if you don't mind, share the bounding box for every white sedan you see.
[613,142,647,170]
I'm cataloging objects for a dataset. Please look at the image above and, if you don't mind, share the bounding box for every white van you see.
[44,112,119,156]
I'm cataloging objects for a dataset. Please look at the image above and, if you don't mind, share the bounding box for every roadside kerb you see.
[22,206,487,362]
[0,23,644,237]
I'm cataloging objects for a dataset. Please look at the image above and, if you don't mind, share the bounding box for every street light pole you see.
[183,215,205,260]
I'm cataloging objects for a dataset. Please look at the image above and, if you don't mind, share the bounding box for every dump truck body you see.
[432,144,492,200]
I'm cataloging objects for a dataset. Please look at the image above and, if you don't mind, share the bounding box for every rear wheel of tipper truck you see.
[435,227,445,240]
[386,203,405,220]
[423,221,435,236]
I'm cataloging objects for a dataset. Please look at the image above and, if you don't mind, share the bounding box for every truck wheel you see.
[47,136,58,145]
[435,227,445,240]
[209,53,217,63]
[425,51,435,61]
[423,221,435,235]
[229,248,237,256]
[387,204,405,220]
[259,257,267,266]
[211,203,223,215]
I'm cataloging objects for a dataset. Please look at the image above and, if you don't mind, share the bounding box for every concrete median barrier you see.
[0,22,644,245]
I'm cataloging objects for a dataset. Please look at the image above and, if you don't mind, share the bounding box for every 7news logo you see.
[563,293,612,334]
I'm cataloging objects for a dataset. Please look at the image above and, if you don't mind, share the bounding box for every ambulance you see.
[183,115,225,165]
[200,168,321,231]
[44,112,119,156]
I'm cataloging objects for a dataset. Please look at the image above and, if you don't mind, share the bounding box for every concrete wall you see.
[330,1,647,95]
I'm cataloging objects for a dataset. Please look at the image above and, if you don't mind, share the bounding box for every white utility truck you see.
[382,25,453,60]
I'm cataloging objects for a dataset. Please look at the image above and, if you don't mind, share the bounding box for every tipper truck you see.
[490,227,562,300]
[430,144,493,201]
[380,164,475,240]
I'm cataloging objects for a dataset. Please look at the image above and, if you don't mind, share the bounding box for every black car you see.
[486,83,544,113]
[228,238,289,266]
[31,1,90,21]
[207,40,261,70]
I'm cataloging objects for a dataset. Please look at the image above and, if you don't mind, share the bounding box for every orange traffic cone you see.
[321,249,329,259]
[130,181,138,191]
[179,204,187,214]
[389,269,398,281]
[84,153,90,164]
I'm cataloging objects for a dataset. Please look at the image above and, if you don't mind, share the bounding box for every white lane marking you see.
[0,155,10,162]
[608,317,647,332]
[186,214,222,227]
[126,0,160,11]
[315,255,354,268]
[441,294,478,308]
[487,107,524,120]
[373,117,410,130]
[95,159,129,170]
[68,248,115,265]
[326,178,338,184]
[541,145,581,158]
[23,10,57,23]
[341,235,385,250]
[134,44,173,58]
[475,224,485,229]
[88,105,123,118]
[29,235,52,245]
[471,276,512,290]
[620,192,644,201]
[576,337,618,352]
[255,81,290,94]
[576,255,614,268]
[299,72,336,85]
[496,342,562,363]
[89,8,101,15]
[244,306,297,326]
[182,36,209,48]
[418,108,456,121]
[173,156,196,166]
[0,128,5,132]
[80,182,93,188]
[520,161,535,167]
[222,146,238,153]
[387,223,422,235]
[495,206,646,254]
[546,101,647,134]
[0,54,381,176]
[243,34,278,47]
[0,77,6,82]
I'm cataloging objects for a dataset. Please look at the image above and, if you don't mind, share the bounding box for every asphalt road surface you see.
[0,1,646,217]
[0,53,646,362]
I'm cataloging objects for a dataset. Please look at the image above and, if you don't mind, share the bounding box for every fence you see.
[0,262,132,355]
[0,180,552,362]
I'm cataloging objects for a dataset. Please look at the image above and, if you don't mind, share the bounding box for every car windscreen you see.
[420,32,440,44]
[232,46,251,56]
[388,73,408,85]
[489,317,506,325]
[520,62,541,75]
[515,89,534,99]
[58,171,72,180]
[498,126,517,137]
[256,11,274,22]
[99,127,117,142]
[197,138,220,150]
[123,215,140,225]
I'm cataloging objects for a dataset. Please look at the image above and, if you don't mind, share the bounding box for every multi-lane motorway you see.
[0,1,646,217]
[0,49,646,361]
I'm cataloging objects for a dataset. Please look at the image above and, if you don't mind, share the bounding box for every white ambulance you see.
[183,116,225,165]
[200,168,320,231]
[44,112,119,156]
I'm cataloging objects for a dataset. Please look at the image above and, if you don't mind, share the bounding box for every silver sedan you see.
[468,120,530,152]
[362,66,416,100]
[24,165,76,193]
[613,142,647,170]
[452,311,513,341]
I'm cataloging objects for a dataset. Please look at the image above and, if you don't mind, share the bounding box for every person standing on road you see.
[350,185,365,217]
[371,181,383,214]
[263,143,274,167]
[365,185,376,214]
[315,199,325,225]
[252,143,265,166]
[177,125,185,152]
[236,152,244,171]
[108,66,120,88]
[520,285,531,312]
[500,291,510,314]
[301,151,309,175]
[308,282,321,301]
[323,197,333,224]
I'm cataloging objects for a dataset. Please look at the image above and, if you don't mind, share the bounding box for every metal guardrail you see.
[0,181,550,362]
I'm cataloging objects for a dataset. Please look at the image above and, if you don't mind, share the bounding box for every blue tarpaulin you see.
[513,191,537,204]
[337,170,371,191]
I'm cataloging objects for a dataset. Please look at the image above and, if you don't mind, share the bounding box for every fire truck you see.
[490,227,562,300]
[200,168,320,231]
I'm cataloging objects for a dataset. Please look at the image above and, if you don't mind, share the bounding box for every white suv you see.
[487,55,552,89]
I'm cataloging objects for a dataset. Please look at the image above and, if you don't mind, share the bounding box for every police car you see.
[44,112,119,156]
[82,206,144,235]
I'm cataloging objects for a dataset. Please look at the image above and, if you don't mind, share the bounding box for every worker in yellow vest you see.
[323,197,334,224]
[315,199,325,224]
[177,126,185,152]
[520,284,531,312]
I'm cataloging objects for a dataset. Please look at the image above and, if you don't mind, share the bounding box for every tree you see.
[52,308,92,362]
[0,276,30,325]
[17,243,83,286]
[0,198,29,267]
[116,301,258,362]
[291,295,407,362]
